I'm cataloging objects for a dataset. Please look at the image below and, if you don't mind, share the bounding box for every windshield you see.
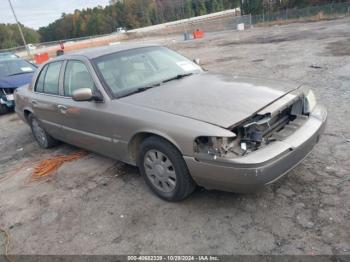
[93,46,202,97]
[0,53,18,60]
[0,59,36,78]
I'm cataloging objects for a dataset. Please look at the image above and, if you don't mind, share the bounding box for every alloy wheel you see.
[143,149,177,193]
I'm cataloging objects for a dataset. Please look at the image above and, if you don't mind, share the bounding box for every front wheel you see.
[29,114,59,148]
[138,136,196,202]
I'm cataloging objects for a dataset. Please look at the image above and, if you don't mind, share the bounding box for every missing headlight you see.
[303,90,317,114]
[194,136,243,160]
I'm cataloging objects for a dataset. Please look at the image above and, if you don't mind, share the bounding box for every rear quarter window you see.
[35,65,48,93]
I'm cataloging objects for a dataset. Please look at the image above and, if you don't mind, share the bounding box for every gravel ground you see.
[0,18,349,256]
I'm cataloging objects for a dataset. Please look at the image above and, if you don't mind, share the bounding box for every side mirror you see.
[193,58,201,65]
[72,88,103,102]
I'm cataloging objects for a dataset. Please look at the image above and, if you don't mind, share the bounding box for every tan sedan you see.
[15,44,327,201]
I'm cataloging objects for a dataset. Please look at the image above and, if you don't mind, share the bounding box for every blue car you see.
[0,52,19,60]
[0,58,36,114]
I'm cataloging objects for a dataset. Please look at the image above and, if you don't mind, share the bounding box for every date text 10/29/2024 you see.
[127,256,220,261]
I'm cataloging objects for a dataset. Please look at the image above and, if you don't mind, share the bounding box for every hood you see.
[0,73,34,89]
[120,73,300,128]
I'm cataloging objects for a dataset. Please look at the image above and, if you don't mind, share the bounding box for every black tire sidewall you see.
[29,114,49,148]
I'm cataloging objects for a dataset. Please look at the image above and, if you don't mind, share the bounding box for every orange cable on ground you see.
[30,151,87,182]
[0,228,13,262]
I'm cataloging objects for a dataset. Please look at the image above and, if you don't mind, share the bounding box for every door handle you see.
[57,105,68,113]
[32,100,38,105]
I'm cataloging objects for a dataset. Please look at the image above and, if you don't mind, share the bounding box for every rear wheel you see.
[138,136,196,202]
[29,114,59,148]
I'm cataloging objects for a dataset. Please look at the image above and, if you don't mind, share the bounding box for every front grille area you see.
[233,97,307,152]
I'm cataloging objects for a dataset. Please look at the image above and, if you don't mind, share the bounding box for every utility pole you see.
[7,0,31,57]
[181,0,187,34]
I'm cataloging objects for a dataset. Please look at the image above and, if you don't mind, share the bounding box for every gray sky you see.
[1,0,109,29]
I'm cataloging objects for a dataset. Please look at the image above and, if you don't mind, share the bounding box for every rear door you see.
[31,61,65,140]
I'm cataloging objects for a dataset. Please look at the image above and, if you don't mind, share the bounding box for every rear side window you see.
[43,61,63,95]
[64,60,94,97]
[35,65,48,93]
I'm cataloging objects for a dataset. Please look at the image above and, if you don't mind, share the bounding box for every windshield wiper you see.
[162,73,193,84]
[119,73,193,98]
[8,71,33,76]
[121,83,161,98]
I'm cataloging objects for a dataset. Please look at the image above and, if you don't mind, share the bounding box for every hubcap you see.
[144,150,177,193]
[32,119,47,146]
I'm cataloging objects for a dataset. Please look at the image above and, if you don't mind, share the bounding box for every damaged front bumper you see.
[184,104,327,193]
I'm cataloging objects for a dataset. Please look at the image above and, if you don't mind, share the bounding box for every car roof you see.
[63,43,160,60]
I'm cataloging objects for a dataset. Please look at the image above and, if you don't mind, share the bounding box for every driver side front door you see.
[56,59,121,158]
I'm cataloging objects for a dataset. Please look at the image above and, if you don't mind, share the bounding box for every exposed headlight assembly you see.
[293,86,317,115]
[194,136,244,160]
[303,89,317,114]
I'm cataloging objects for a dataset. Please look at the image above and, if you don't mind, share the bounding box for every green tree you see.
[0,23,39,49]
[184,0,194,18]
[198,0,207,16]
[211,0,220,12]
[242,0,263,15]
[216,0,224,11]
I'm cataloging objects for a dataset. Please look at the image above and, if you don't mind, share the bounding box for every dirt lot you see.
[1,18,350,256]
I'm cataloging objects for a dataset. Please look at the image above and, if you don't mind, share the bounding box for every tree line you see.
[38,0,240,42]
[38,0,349,42]
[0,0,347,49]
[241,0,348,15]
[0,23,40,49]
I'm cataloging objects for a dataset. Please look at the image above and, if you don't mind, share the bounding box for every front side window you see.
[43,61,62,95]
[93,46,202,97]
[64,61,94,97]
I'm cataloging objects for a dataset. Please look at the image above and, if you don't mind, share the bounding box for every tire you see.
[138,136,196,202]
[28,114,59,149]
[0,104,9,115]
